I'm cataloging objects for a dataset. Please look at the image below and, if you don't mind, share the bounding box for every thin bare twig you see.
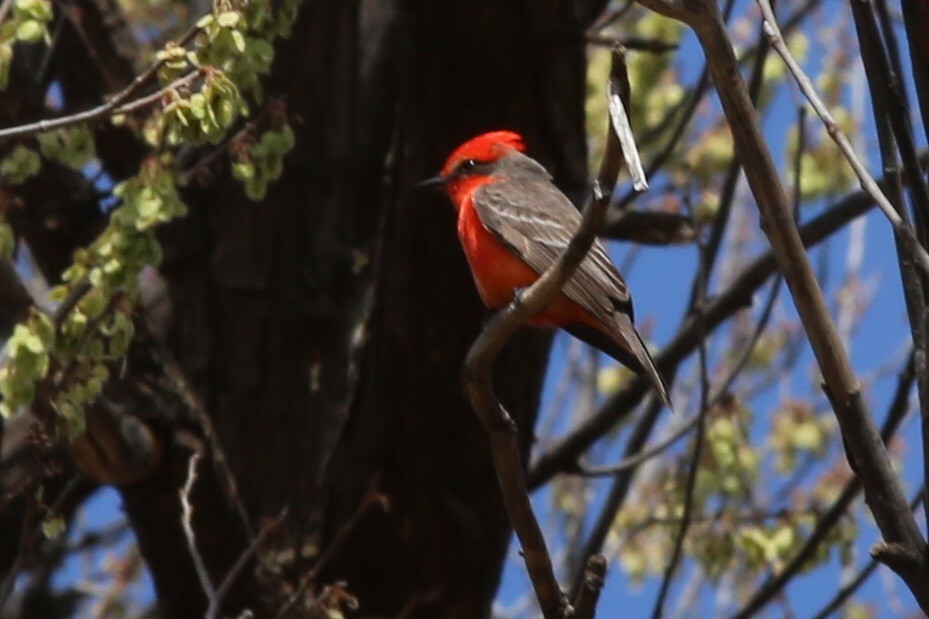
[757,0,929,276]
[731,353,916,619]
[634,0,928,605]
[208,508,287,619]
[113,69,201,116]
[141,330,255,539]
[650,206,711,619]
[275,477,384,618]
[696,8,774,293]
[529,152,929,488]
[180,452,215,611]
[0,25,198,142]
[181,449,283,619]
[577,413,699,477]
[809,488,924,619]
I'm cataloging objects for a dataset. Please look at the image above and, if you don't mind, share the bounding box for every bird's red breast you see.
[453,177,600,330]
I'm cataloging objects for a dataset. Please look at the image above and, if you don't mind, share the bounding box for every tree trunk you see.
[54,1,588,616]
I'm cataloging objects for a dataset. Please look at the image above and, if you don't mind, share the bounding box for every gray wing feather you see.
[472,177,632,324]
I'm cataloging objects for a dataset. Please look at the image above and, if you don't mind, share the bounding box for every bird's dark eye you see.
[457,159,478,175]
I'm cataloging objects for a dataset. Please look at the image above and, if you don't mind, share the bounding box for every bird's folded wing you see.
[472,178,634,323]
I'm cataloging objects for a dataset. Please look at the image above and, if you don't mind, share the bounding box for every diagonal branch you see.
[730,352,916,619]
[631,0,929,607]
[757,0,929,276]
[0,25,198,142]
[649,231,711,619]
[843,0,929,534]
[180,450,286,619]
[809,487,923,619]
[549,0,929,593]
[528,155,929,489]
[462,194,596,618]
[572,555,608,619]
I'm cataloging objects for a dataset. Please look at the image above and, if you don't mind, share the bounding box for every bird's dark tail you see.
[564,319,673,411]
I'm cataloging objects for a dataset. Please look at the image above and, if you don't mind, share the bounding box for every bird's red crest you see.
[441,131,526,177]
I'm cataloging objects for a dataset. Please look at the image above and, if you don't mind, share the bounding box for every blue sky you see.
[496,1,927,615]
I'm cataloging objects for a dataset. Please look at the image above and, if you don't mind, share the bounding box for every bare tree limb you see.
[463,128,601,619]
[696,9,773,294]
[572,555,607,619]
[757,0,929,275]
[600,210,696,244]
[179,452,215,612]
[845,0,929,534]
[631,0,929,606]
[810,486,924,619]
[209,508,286,619]
[730,353,916,619]
[576,413,698,478]
[180,449,284,619]
[0,25,197,142]
[529,156,929,488]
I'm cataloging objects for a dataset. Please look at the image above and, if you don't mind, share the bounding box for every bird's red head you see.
[440,131,526,178]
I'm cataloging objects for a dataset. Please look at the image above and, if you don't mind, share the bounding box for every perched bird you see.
[422,130,672,410]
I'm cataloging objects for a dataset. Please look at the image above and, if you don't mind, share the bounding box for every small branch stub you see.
[573,555,608,619]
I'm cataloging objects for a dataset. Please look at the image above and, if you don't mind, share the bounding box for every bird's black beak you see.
[415,176,446,190]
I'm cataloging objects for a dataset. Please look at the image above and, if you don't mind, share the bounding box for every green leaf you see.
[230,29,246,53]
[41,514,66,540]
[0,42,13,90]
[217,10,240,28]
[31,312,55,347]
[0,219,15,260]
[15,19,44,43]
[232,161,255,180]
[0,145,41,184]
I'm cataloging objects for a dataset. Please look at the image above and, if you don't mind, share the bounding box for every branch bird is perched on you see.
[422,130,672,410]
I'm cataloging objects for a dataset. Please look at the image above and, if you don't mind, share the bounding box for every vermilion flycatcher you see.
[423,130,672,409]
